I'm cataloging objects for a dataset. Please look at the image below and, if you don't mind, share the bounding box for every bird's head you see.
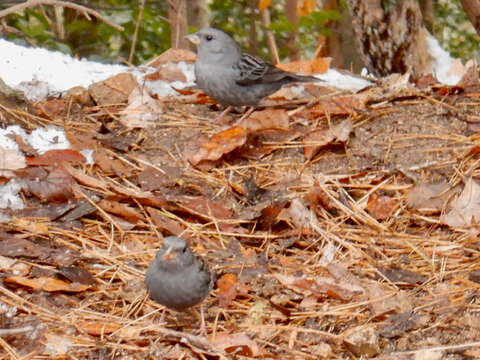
[186,27,241,65]
[155,236,195,270]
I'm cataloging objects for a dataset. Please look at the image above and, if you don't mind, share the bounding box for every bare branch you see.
[0,0,123,32]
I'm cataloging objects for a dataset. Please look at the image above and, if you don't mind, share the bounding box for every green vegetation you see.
[1,0,479,65]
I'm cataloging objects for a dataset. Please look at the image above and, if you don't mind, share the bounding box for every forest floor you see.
[1,67,480,359]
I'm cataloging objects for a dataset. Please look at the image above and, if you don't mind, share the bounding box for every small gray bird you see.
[145,236,212,311]
[186,27,321,108]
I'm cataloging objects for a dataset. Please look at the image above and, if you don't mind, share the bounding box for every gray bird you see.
[145,236,212,311]
[186,27,321,108]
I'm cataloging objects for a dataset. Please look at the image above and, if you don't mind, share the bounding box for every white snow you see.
[427,34,461,85]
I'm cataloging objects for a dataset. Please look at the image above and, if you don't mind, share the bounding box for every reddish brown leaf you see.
[93,147,132,177]
[7,133,36,155]
[259,200,290,229]
[58,266,97,286]
[406,182,452,210]
[304,119,352,159]
[277,57,328,75]
[4,276,93,292]
[36,99,68,119]
[21,166,77,202]
[147,207,184,236]
[240,129,300,159]
[305,186,335,213]
[137,166,183,191]
[303,129,335,159]
[88,73,138,106]
[213,332,263,357]
[366,193,397,220]
[217,273,238,308]
[147,48,196,67]
[26,150,86,166]
[98,199,144,223]
[189,126,247,165]
[63,162,107,190]
[241,108,289,132]
[76,321,121,336]
[309,95,365,117]
[0,238,79,266]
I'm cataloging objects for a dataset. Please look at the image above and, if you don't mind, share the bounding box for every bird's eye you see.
[182,247,187,253]
[205,34,213,41]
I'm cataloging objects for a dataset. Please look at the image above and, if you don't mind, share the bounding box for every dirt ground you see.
[1,70,480,359]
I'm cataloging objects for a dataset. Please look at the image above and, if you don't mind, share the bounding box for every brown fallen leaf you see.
[146,48,196,67]
[36,98,68,119]
[276,272,364,302]
[217,273,238,308]
[76,321,121,336]
[21,165,77,202]
[189,126,247,165]
[241,108,289,132]
[441,178,480,227]
[147,207,184,236]
[303,118,352,159]
[88,73,137,106]
[406,182,453,210]
[308,95,365,117]
[277,57,329,75]
[305,185,336,213]
[58,266,97,286]
[98,199,144,223]
[378,266,427,284]
[366,193,397,220]
[118,87,163,128]
[4,276,94,292]
[212,332,263,357]
[26,149,86,166]
[63,162,107,190]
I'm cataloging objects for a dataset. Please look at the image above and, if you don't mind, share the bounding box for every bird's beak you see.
[162,245,176,262]
[185,33,200,46]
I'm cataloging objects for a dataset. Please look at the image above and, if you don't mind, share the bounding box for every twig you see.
[0,326,34,337]
[128,0,145,64]
[260,8,279,64]
[0,0,123,32]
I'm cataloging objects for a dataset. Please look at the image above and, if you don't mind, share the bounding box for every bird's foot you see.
[213,105,233,124]
[232,106,255,127]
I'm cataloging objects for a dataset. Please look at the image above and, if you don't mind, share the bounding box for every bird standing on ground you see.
[186,27,320,113]
[145,236,212,312]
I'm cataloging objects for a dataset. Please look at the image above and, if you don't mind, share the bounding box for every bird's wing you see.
[235,52,317,85]
[235,53,275,85]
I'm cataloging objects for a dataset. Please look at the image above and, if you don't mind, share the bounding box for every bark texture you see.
[346,0,433,77]
[460,0,480,36]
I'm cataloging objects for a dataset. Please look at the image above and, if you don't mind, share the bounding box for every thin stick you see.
[0,0,124,32]
[128,0,145,64]
[260,8,279,64]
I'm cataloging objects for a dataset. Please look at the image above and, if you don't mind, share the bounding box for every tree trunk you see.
[419,0,434,32]
[460,0,480,36]
[316,0,343,67]
[186,0,209,30]
[285,0,300,61]
[167,0,188,49]
[345,0,433,77]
